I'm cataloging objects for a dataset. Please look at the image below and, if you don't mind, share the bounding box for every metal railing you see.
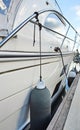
[0,9,80,50]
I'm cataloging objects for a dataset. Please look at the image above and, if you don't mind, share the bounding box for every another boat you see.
[0,0,80,130]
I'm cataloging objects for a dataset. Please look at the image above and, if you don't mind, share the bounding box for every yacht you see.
[0,0,80,130]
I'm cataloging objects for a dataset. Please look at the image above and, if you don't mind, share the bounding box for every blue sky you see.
[57,0,80,33]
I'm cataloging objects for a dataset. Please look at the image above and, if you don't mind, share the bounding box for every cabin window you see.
[44,13,65,35]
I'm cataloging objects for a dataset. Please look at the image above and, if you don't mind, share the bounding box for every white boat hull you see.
[0,50,73,130]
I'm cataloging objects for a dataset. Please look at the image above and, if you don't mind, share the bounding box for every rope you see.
[33,23,36,46]
[39,23,42,81]
[54,47,69,91]
[54,47,67,77]
[34,12,42,81]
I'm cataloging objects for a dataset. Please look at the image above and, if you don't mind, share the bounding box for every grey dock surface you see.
[47,73,80,130]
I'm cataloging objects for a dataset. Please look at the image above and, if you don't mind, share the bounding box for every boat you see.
[0,0,80,130]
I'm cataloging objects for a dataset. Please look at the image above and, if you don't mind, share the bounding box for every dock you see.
[47,73,80,130]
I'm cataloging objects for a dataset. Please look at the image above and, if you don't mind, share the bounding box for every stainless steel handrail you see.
[0,9,80,48]
[0,13,37,47]
[30,20,74,42]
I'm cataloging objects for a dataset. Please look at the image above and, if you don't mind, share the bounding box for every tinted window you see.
[44,13,65,34]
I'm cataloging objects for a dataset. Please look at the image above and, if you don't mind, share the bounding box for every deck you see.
[47,73,80,130]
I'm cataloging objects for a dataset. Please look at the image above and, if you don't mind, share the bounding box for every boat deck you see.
[47,73,80,130]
